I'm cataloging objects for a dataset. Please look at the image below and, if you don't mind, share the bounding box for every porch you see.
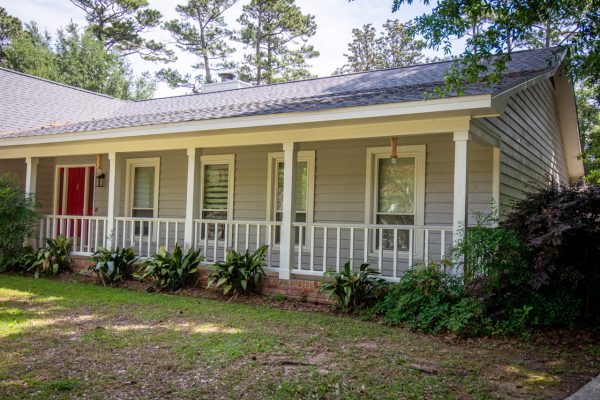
[3,119,501,281]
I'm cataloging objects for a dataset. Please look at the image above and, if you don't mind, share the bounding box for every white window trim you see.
[266,150,315,224]
[124,157,160,218]
[266,150,315,249]
[199,154,235,221]
[365,145,426,254]
[53,164,96,216]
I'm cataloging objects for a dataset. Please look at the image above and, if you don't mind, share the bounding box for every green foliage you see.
[335,20,424,74]
[26,236,72,278]
[89,247,137,285]
[0,246,35,274]
[237,0,318,85]
[1,23,155,100]
[70,0,174,62]
[0,174,38,262]
[137,245,203,291]
[207,246,267,295]
[452,211,528,287]
[161,0,237,92]
[0,6,22,57]
[374,264,491,336]
[577,84,600,183]
[381,0,600,101]
[320,261,388,312]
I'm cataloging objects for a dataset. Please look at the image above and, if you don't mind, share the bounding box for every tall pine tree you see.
[161,0,237,92]
[238,0,318,85]
[69,0,174,62]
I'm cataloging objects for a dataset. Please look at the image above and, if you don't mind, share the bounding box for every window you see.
[125,158,160,234]
[267,151,315,244]
[200,155,235,239]
[366,145,425,252]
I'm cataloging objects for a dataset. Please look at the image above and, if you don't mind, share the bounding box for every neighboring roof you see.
[0,47,564,139]
[0,68,124,134]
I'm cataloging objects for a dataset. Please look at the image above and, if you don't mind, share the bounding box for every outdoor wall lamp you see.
[95,154,106,187]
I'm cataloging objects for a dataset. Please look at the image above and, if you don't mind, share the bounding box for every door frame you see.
[53,164,95,216]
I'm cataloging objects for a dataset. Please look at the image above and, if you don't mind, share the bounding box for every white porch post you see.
[25,157,39,198]
[106,152,121,250]
[184,148,200,249]
[491,146,501,226]
[453,131,471,249]
[279,142,298,280]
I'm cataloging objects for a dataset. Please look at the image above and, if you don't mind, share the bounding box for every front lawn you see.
[0,276,598,399]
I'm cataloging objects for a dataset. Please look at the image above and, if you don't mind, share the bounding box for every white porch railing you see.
[38,215,109,255]
[292,222,452,281]
[193,219,282,268]
[36,216,452,279]
[113,217,186,258]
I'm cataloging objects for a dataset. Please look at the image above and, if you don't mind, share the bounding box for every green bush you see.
[137,245,203,291]
[320,261,388,312]
[26,236,72,278]
[0,246,35,273]
[374,264,490,336]
[89,247,137,286]
[0,174,38,264]
[207,246,267,295]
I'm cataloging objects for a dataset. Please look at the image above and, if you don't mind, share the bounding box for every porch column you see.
[106,152,121,250]
[25,157,39,199]
[184,148,200,249]
[453,131,471,248]
[279,142,298,280]
[491,146,501,226]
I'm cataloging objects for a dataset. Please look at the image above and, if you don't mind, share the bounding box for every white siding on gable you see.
[472,78,569,212]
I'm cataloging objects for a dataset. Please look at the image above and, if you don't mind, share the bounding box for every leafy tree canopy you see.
[238,0,318,85]
[335,20,424,74]
[372,0,599,98]
[69,0,175,62]
[1,22,155,100]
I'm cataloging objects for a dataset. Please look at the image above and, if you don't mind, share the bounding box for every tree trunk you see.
[196,8,212,84]
[255,16,263,85]
[545,21,551,48]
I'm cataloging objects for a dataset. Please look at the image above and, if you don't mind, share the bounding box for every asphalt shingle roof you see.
[0,47,563,140]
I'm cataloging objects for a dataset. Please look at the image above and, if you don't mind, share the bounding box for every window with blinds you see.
[200,158,234,240]
[274,161,308,244]
[132,166,155,219]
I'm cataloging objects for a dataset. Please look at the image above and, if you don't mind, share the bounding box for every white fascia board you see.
[0,94,492,147]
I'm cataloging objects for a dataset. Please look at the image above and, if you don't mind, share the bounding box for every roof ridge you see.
[0,67,124,100]
[138,46,564,102]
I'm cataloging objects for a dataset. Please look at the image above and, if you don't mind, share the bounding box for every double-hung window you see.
[267,151,315,245]
[200,155,235,239]
[126,158,160,235]
[366,145,425,252]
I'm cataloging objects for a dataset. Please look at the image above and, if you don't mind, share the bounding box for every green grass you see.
[0,275,598,399]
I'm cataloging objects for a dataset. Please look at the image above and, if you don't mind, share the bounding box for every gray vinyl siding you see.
[0,158,25,188]
[472,78,569,212]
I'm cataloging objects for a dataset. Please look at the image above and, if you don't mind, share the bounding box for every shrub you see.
[0,174,38,261]
[320,261,388,312]
[0,246,35,273]
[89,247,137,286]
[26,236,72,278]
[137,245,203,291]
[374,264,490,336]
[503,183,600,323]
[207,246,267,295]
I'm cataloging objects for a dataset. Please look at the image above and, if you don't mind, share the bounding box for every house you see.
[0,47,583,284]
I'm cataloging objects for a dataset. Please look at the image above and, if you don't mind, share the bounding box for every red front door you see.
[57,166,95,238]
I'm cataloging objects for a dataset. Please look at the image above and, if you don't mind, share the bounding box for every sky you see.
[1,0,454,98]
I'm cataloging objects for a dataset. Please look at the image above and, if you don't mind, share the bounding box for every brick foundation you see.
[71,255,331,304]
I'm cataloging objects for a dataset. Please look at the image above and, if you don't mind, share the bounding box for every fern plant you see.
[207,246,267,295]
[136,245,203,291]
[321,261,388,311]
[26,236,72,278]
[89,247,137,285]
